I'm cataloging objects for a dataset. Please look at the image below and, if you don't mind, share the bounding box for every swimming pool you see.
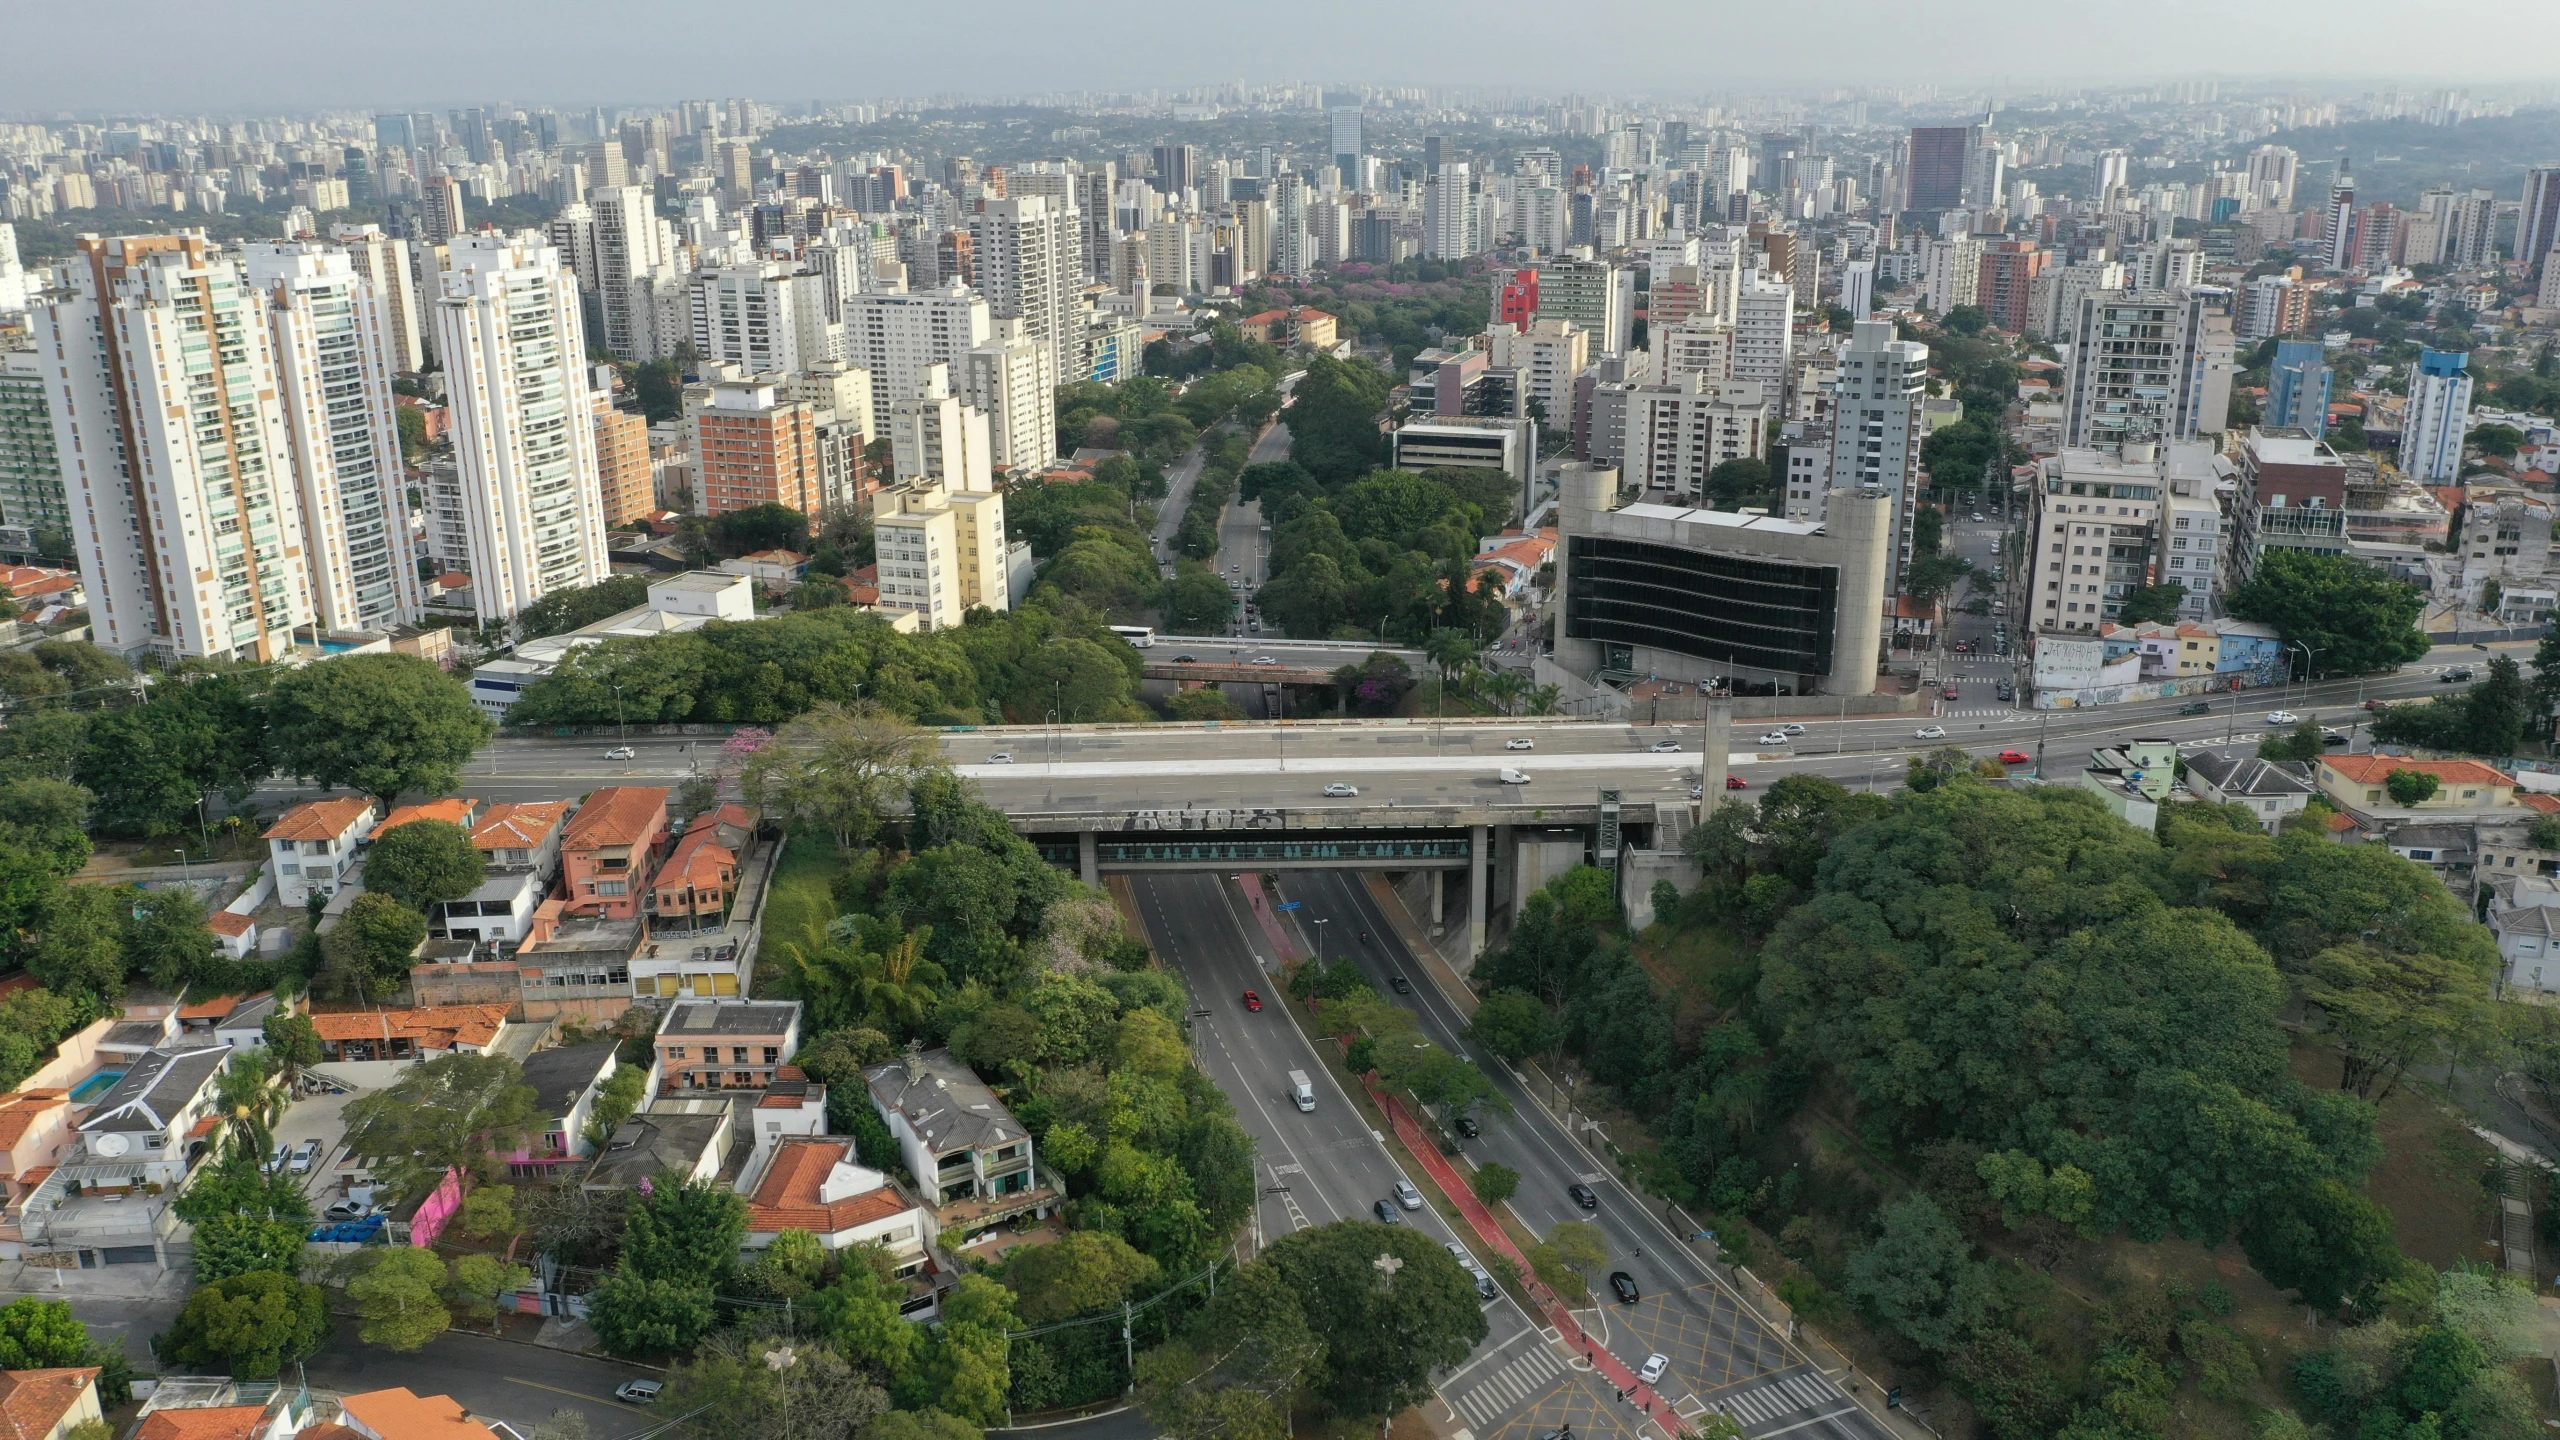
[68,1070,125,1104]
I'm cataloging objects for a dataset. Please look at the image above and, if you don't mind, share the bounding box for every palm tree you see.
[1423,628,1477,685]
[1527,684,1564,716]
[213,1050,283,1162]
[1482,672,1527,717]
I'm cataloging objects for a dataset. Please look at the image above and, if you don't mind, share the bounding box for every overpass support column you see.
[1468,825,1489,958]
[1431,870,1446,930]
[1078,831,1099,888]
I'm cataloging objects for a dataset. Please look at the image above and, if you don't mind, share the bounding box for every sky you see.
[9,0,2560,114]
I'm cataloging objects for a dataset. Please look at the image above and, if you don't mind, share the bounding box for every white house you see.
[262,797,379,907]
[429,801,570,954]
[2181,752,2317,833]
[73,1048,231,1185]
[742,1137,939,1276]
[2489,873,2560,996]
[863,1048,1053,1239]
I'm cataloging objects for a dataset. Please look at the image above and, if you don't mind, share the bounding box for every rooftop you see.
[1614,501,1826,537]
[80,1048,227,1134]
[518,1041,619,1118]
[137,1404,271,1440]
[2321,755,2516,788]
[746,1137,921,1234]
[660,1000,798,1037]
[564,786,669,851]
[471,801,569,852]
[0,1367,99,1440]
[865,1048,1025,1154]
[264,797,373,842]
[2184,752,2317,798]
[338,1388,501,1440]
[310,1005,510,1052]
[585,1111,728,1190]
[375,798,478,835]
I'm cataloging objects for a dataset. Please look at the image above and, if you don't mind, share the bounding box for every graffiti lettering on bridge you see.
[1122,808,1288,831]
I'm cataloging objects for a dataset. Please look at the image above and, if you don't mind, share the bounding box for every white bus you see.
[1109,625,1156,649]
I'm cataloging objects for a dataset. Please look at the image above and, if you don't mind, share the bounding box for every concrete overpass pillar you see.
[1431,869,1446,930]
[1467,825,1489,958]
[1078,831,1099,888]
[1699,693,1733,819]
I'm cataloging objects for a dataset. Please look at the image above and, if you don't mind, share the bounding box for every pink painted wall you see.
[409,1166,466,1248]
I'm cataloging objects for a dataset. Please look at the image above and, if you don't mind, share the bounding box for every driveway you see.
[273,1088,366,1207]
[302,1329,662,1440]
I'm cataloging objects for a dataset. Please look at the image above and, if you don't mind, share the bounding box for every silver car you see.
[1393,1179,1424,1210]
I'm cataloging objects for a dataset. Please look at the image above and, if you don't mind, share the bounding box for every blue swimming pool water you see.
[68,1070,125,1104]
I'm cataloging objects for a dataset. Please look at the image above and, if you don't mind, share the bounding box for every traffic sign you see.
[1275,900,1303,911]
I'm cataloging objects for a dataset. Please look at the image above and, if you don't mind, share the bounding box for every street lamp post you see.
[2287,642,2324,715]
[1312,917,1329,964]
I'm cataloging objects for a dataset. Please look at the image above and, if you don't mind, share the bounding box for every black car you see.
[1373,1199,1402,1224]
[1174,655,1196,664]
[1609,1270,1640,1304]
[2443,668,2474,683]
[1454,1114,1480,1139]
[1568,1182,1599,1210]
[2178,701,2212,716]
[1390,974,1412,994]
[1994,682,2014,701]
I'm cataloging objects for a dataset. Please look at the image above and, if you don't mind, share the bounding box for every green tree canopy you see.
[2226,549,2431,676]
[1258,1220,1487,1417]
[365,819,488,911]
[157,1271,330,1379]
[265,654,495,808]
[341,1052,538,1200]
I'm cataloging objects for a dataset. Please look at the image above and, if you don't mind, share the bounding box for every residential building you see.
[2228,427,2350,588]
[73,1046,229,1185]
[1921,236,1982,316]
[841,287,991,435]
[310,1005,510,1064]
[429,231,610,625]
[38,235,313,662]
[427,800,568,953]
[864,1047,1055,1237]
[2026,440,2169,632]
[562,785,670,920]
[263,798,378,907]
[688,260,835,375]
[872,467,1008,631]
[0,349,69,548]
[2061,288,2233,448]
[657,1000,800,1089]
[1731,273,1796,398]
[1650,320,1733,388]
[2521,167,2560,286]
[1528,252,1631,355]
[2183,752,2316,832]
[505,1041,622,1176]
[2081,738,2180,825]
[584,1106,729,1193]
[959,319,1056,476]
[2037,258,2125,344]
[1616,375,1770,499]
[590,186,667,359]
[2316,755,2521,819]
[743,1138,939,1272]
[1484,319,1587,424]
[2267,339,2331,436]
[692,376,827,518]
[2241,273,2311,342]
[651,804,751,938]
[1828,320,1929,588]
[2487,874,2560,996]
[1905,125,1974,213]
[1553,461,1890,695]
[328,223,425,374]
[339,1388,504,1440]
[2157,444,2230,621]
[2401,347,2474,484]
[970,196,1081,390]
[1425,163,1478,261]
[1975,242,2047,334]
[0,1368,103,1440]
[887,363,994,492]
[246,242,423,633]
[592,396,652,528]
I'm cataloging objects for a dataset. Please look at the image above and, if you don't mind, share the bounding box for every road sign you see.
[1275,900,1302,911]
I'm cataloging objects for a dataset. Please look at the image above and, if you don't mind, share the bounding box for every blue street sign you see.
[1275,901,1303,911]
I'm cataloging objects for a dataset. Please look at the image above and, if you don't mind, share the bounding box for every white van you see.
[1288,1070,1315,1112]
[1499,768,1532,784]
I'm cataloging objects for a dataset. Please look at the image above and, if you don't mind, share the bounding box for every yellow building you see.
[2173,622,2221,676]
[872,473,1010,630]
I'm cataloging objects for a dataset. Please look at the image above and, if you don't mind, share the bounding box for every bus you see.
[1109,625,1156,649]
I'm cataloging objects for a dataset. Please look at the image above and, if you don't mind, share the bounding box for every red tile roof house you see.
[743,1137,939,1277]
[422,801,569,955]
[561,787,671,920]
[337,1387,504,1440]
[263,798,379,907]
[652,805,750,939]
[0,1366,103,1440]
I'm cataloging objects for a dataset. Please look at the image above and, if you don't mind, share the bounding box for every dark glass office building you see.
[1563,534,1840,680]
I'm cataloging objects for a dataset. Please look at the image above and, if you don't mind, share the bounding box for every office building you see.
[0,348,70,547]
[1554,461,1890,696]
[841,287,992,435]
[1151,144,1198,198]
[1330,107,1364,187]
[960,318,1057,475]
[2523,167,2560,285]
[246,242,424,633]
[1828,319,1929,587]
[2402,348,2475,484]
[887,363,993,493]
[2061,289,2230,448]
[1615,374,1770,499]
[1391,416,1533,500]
[1905,126,1974,213]
[430,231,610,624]
[969,196,1080,392]
[328,224,425,373]
[872,468,1007,631]
[2266,340,2331,435]
[693,376,828,518]
[590,186,667,360]
[39,235,312,661]
[593,396,653,528]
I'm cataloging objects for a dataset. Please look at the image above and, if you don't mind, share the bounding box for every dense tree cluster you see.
[2227,549,2433,676]
[1246,464,1510,642]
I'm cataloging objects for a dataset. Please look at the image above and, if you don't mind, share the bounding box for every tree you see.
[2468,424,2525,458]
[664,1334,887,1440]
[1843,1196,1994,1353]
[157,1270,329,1379]
[708,502,810,556]
[0,1299,102,1370]
[30,882,127,1005]
[457,1184,518,1241]
[448,1253,533,1328]
[341,1052,538,1200]
[2114,582,2187,626]
[1005,1230,1162,1325]
[1467,990,1560,1062]
[366,819,487,912]
[1536,1220,1609,1298]
[347,1248,452,1351]
[586,1267,718,1358]
[2238,1178,2403,1311]
[265,654,496,809]
[124,886,217,992]
[1162,569,1237,631]
[1911,504,1945,558]
[263,1012,323,1080]
[1941,304,1989,335]
[0,778,93,874]
[316,893,429,1002]
[2226,549,2431,676]
[1472,1162,1520,1205]
[1137,1258,1320,1440]
[517,576,651,642]
[2387,769,2441,806]
[621,1172,750,1283]
[2300,941,2489,1102]
[1704,458,1773,511]
[1257,1221,1485,1418]
[746,702,942,852]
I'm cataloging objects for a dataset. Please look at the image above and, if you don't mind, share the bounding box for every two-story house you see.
[562,787,671,920]
[0,1090,75,1211]
[72,1047,230,1186]
[743,1137,939,1278]
[863,1048,1056,1241]
[429,801,570,954]
[505,1041,624,1179]
[263,798,379,907]
[655,1001,800,1091]
[652,806,750,938]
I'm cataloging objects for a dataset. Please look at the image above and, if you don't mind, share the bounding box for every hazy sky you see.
[9,0,2560,114]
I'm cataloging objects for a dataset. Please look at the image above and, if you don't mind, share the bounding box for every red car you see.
[1998,750,2031,765]
[1726,774,1749,789]
[1242,990,1263,1011]
[1943,685,1961,700]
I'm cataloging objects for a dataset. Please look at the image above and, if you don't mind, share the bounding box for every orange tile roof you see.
[0,1093,68,1149]
[2522,792,2560,814]
[472,801,568,850]
[659,827,736,892]
[138,1404,269,1440]
[310,1005,509,1052]
[564,787,669,851]
[339,1388,501,1440]
[208,912,255,937]
[0,1367,99,1440]
[298,1426,363,1440]
[264,797,375,842]
[746,1139,919,1235]
[2321,755,2517,787]
[377,798,478,834]
[178,992,265,1020]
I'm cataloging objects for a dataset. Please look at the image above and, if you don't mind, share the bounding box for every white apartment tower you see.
[888,363,994,494]
[2402,349,2474,485]
[38,235,315,662]
[246,242,425,633]
[591,186,668,360]
[1426,164,1478,260]
[326,224,425,374]
[689,261,839,374]
[431,231,610,625]
[1922,236,1982,316]
[842,286,993,436]
[2061,289,2231,449]
[1270,173,1313,279]
[1732,274,1797,400]
[960,318,1057,475]
[1828,318,1929,585]
[969,196,1081,392]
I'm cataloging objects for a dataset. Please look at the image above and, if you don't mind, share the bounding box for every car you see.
[266,1142,290,1174]
[1390,974,1412,994]
[2363,698,2392,712]
[289,1138,323,1174]
[1499,768,1533,784]
[2442,668,2475,683]
[2178,700,2212,716]
[2266,710,2299,724]
[987,752,1013,764]
[1567,1182,1599,1210]
[1943,684,1961,700]
[1609,1271,1641,1304]
[1999,749,2031,765]
[1952,641,1971,654]
[323,1199,378,1222]
[1649,739,1682,753]
[605,745,636,760]
[2322,728,2349,746]
[1726,774,1748,789]
[1506,737,1535,750]
[1394,1180,1424,1210]
[1373,1199,1402,1224]
[1639,1353,1671,1385]
[1323,783,1359,797]
[1175,654,1196,663]
[616,1380,665,1405]
[1995,682,2015,701]
[1757,731,1793,745]
[1254,655,1276,664]
[1453,1114,1480,1138]
[1779,723,1806,735]
[1687,786,1705,800]
[1229,564,1240,572]
[1969,512,1985,523]
[1915,725,1947,739]
[1242,989,1262,1011]
[1990,566,2004,582]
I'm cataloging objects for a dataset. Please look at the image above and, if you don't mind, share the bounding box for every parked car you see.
[2266,710,2299,724]
[1506,738,1535,750]
[616,1380,664,1405]
[1323,783,1359,796]
[1373,1199,1402,1224]
[1998,750,2031,764]
[289,1139,323,1174]
[1640,1353,1671,1384]
[1242,990,1262,1012]
[604,746,636,760]
[1915,725,1948,739]
[266,1143,290,1174]
[323,1200,377,1222]
[1609,1271,1641,1304]
[1568,1182,1599,1210]
[1393,1180,1424,1211]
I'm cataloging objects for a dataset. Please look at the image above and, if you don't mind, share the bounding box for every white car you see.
[1649,739,1682,753]
[604,745,636,760]
[989,752,1015,764]
[616,1380,664,1405]
[1505,738,1535,751]
[1393,1179,1424,1210]
[1253,655,1276,665]
[1757,731,1793,746]
[323,1199,378,1222]
[288,1138,323,1174]
[1323,783,1360,797]
[1779,723,1806,736]
[2266,711,2299,725]
[1499,768,1533,784]
[1915,725,1948,739]
[1639,1353,1671,1385]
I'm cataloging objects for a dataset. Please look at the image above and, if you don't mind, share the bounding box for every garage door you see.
[99,1246,158,1266]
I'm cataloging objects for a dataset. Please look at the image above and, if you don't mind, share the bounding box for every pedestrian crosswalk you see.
[1945,708,2018,718]
[1703,1369,1849,1430]
[1450,1342,1566,1429]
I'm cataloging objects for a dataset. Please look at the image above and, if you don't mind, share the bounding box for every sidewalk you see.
[1236,874,1306,961]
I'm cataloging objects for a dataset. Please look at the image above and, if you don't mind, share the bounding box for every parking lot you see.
[268,1085,366,1209]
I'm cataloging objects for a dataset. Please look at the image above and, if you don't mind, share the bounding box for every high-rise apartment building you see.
[592,395,653,528]
[688,261,837,374]
[692,377,827,518]
[0,349,70,546]
[590,186,667,360]
[328,224,425,374]
[2027,440,2170,633]
[2061,289,2231,448]
[2266,339,2331,436]
[1828,319,1929,585]
[841,286,992,435]
[1921,236,1982,315]
[430,231,609,624]
[960,318,1056,476]
[39,235,314,661]
[1486,318,1589,423]
[2402,347,2475,484]
[872,469,1008,631]
[2039,258,2125,343]
[2522,167,2560,283]
[246,242,423,633]
[886,363,993,494]
[1426,164,1478,260]
[2241,273,2310,342]
[1731,273,1796,400]
[1975,241,2047,333]
[1269,173,1312,278]
[1615,374,1769,498]
[420,175,466,245]
[969,196,1081,392]
[2246,145,2299,212]
[2320,171,2356,270]
[1528,251,1631,355]
[2444,188,2501,271]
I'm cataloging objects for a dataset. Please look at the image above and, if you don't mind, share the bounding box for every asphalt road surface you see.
[301,1329,662,1440]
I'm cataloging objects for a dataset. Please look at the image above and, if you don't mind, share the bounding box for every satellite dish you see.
[91,1132,130,1158]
